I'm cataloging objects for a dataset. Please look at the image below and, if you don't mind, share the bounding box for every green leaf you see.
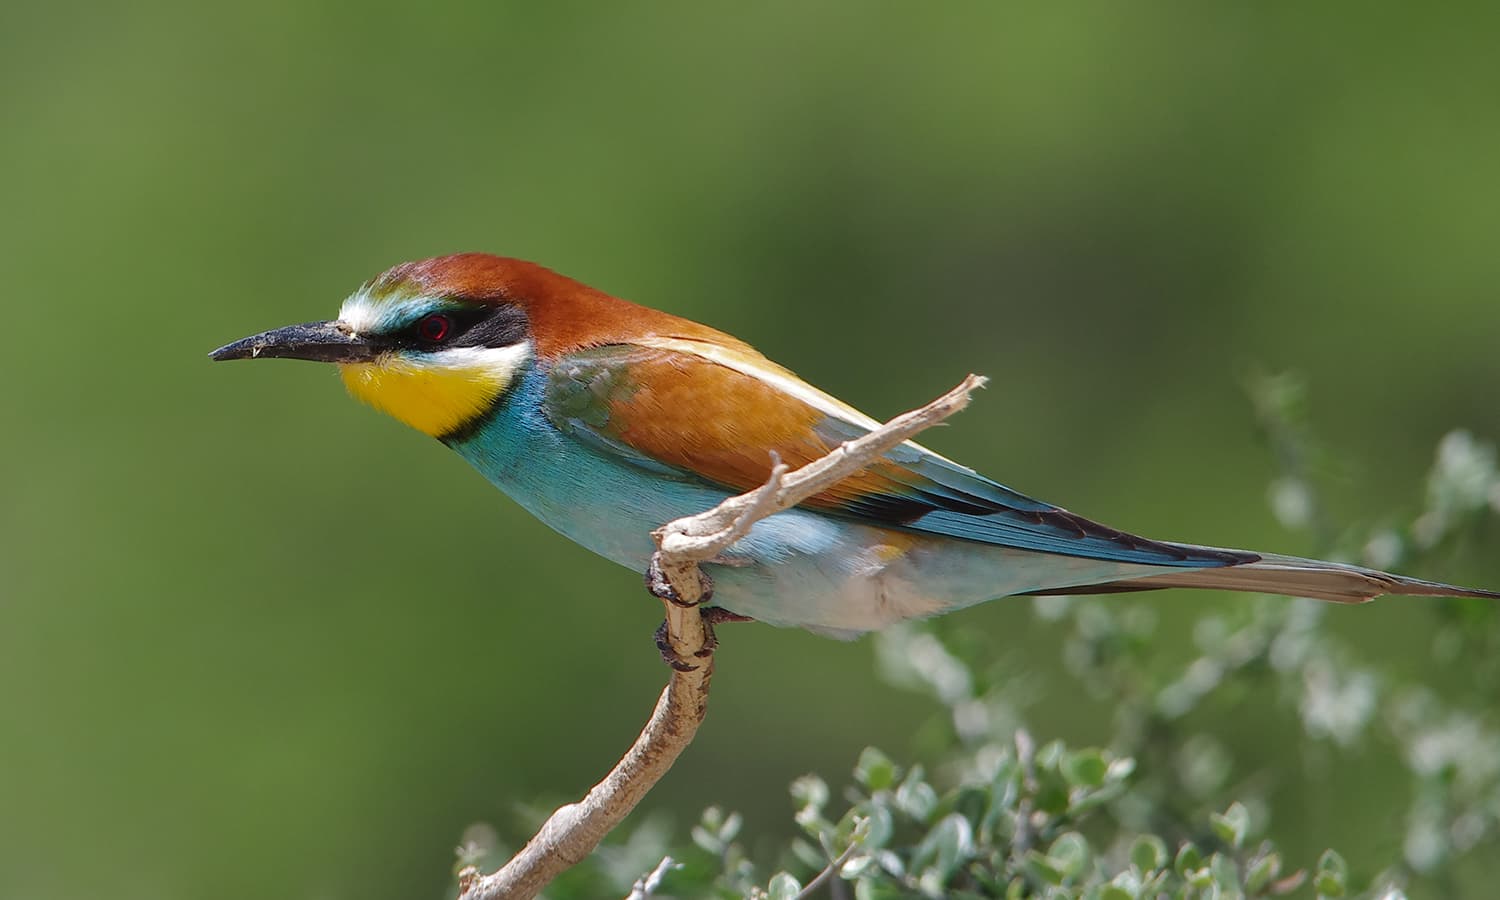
[790,838,825,871]
[1062,749,1109,788]
[953,786,988,826]
[1104,869,1142,900]
[1033,780,1070,816]
[1313,848,1347,897]
[1211,802,1251,849]
[1023,849,1063,886]
[1186,865,1214,889]
[1131,835,1168,873]
[839,853,877,879]
[1068,780,1126,814]
[767,872,803,900]
[854,881,909,900]
[922,813,975,882]
[790,775,829,812]
[1106,756,1137,782]
[690,825,720,855]
[967,856,1008,895]
[1316,849,1347,878]
[1211,853,1242,893]
[718,811,742,843]
[1174,842,1203,875]
[990,759,1021,812]
[833,809,868,851]
[1047,831,1090,881]
[895,770,939,823]
[793,803,831,838]
[1245,852,1280,894]
[1035,740,1067,772]
[854,747,898,791]
[863,804,894,850]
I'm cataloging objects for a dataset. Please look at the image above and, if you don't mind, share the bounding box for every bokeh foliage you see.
[3,3,1497,899]
[454,390,1500,899]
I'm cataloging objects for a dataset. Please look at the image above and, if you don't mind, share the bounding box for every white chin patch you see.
[411,342,532,375]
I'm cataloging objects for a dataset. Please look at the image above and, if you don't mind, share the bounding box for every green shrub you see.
[457,377,1500,899]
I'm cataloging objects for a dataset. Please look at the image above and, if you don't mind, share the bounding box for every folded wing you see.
[541,341,1251,569]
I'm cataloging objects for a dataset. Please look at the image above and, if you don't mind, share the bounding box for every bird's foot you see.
[654,606,756,671]
[654,620,698,672]
[645,552,714,607]
[702,606,755,626]
[696,606,756,654]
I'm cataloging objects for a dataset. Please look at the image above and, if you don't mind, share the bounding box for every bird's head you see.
[213,252,746,439]
[212,255,545,437]
[211,254,566,438]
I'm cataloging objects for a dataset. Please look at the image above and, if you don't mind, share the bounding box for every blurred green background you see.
[4,3,1498,898]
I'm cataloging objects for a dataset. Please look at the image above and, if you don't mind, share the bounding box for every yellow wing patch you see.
[339,345,529,437]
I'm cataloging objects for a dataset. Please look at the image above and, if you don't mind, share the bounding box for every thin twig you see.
[654,374,989,563]
[459,374,988,900]
[624,855,677,900]
[1012,728,1037,857]
[795,833,866,899]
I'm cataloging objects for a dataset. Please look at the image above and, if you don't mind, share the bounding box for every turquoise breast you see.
[445,366,1169,636]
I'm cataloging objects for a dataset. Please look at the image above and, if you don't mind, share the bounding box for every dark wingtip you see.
[1156,542,1260,568]
[1384,573,1500,600]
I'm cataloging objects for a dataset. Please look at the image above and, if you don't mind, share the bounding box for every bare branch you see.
[1011,728,1037,857]
[654,373,989,563]
[795,827,867,900]
[459,374,987,900]
[624,855,678,899]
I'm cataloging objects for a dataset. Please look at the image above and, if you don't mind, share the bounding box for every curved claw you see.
[652,607,756,670]
[644,553,715,607]
[654,620,700,672]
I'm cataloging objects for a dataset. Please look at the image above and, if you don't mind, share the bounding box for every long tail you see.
[1036,550,1500,604]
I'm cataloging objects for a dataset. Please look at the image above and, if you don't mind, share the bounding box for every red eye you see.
[417,314,452,342]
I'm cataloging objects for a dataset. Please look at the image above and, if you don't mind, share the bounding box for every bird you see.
[210,253,1498,640]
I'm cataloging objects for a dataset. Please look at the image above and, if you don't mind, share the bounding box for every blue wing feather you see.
[810,417,1253,568]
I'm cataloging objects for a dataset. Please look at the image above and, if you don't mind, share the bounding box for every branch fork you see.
[458,374,987,900]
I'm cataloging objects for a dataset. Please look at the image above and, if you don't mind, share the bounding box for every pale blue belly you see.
[448,371,1166,636]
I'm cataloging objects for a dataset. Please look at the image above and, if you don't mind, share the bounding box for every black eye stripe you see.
[383,306,529,351]
[448,305,529,349]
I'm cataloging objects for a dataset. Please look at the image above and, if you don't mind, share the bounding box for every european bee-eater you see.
[211,253,1497,638]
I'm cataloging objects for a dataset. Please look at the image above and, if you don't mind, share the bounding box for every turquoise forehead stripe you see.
[339,288,467,333]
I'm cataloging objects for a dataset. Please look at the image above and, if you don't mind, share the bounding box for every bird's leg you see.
[645,552,714,607]
[646,550,755,669]
[653,606,756,671]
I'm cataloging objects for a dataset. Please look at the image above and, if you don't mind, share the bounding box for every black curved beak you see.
[209,321,378,363]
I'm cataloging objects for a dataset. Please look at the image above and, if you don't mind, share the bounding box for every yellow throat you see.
[338,345,528,437]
